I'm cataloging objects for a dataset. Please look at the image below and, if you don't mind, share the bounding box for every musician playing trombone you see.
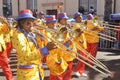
[72,12,88,77]
[44,14,77,80]
[43,15,68,80]
[11,9,45,80]
[57,12,71,28]
[85,14,104,65]
[70,13,112,77]
[54,12,77,80]
[0,17,13,80]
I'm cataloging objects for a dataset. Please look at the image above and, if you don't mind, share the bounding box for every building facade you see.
[0,0,120,19]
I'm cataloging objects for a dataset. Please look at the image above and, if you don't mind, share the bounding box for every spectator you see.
[79,6,85,14]
[39,11,45,22]
[89,6,95,15]
[33,9,38,18]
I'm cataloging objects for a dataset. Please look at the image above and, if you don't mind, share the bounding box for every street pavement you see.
[0,49,120,80]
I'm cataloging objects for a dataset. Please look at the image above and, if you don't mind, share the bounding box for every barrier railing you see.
[98,25,120,50]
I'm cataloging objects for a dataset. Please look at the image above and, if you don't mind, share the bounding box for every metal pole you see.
[88,0,89,12]
[10,0,12,15]
[113,0,116,13]
[18,0,20,12]
[32,0,35,10]
[79,0,80,9]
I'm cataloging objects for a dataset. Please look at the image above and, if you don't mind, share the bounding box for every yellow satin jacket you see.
[85,20,104,43]
[74,33,87,49]
[11,28,46,80]
[62,40,77,62]
[11,28,43,65]
[0,23,10,52]
[45,32,68,75]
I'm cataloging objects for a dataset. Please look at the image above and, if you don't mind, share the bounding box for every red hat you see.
[45,15,56,23]
[39,11,45,15]
[17,9,36,20]
[57,12,68,19]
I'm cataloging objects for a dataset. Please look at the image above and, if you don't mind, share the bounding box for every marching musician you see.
[85,14,104,65]
[39,11,45,22]
[72,12,88,77]
[11,9,45,80]
[57,13,77,80]
[44,15,68,80]
[4,20,13,58]
[57,12,71,28]
[73,12,83,23]
[0,17,13,80]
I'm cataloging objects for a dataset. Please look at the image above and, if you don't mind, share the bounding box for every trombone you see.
[31,26,112,77]
[68,29,109,70]
[68,28,112,74]
[71,21,116,42]
[96,21,120,31]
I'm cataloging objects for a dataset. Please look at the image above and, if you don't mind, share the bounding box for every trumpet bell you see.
[12,21,18,28]
[56,34,64,42]
[71,24,83,38]
[55,33,68,42]
[59,27,67,33]
[71,28,81,38]
[55,27,68,42]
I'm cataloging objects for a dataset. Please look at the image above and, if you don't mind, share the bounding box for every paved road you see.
[0,50,120,80]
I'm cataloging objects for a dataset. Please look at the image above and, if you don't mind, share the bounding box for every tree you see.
[104,0,112,21]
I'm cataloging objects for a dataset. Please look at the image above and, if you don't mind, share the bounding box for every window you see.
[79,0,97,14]
[27,0,37,11]
[3,0,12,17]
